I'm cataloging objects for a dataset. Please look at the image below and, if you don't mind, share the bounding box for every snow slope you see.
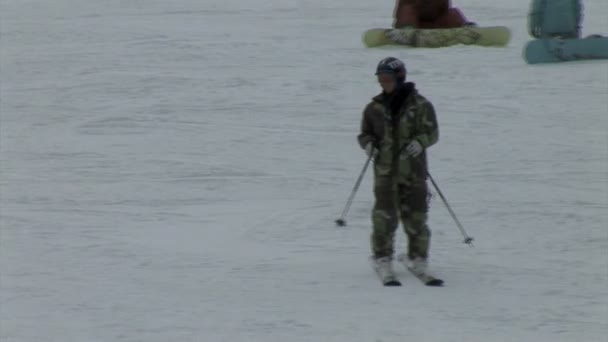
[1,0,607,341]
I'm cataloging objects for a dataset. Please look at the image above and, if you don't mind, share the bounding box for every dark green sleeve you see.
[357,103,376,149]
[414,100,439,148]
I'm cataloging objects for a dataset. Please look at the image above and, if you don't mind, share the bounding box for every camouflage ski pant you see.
[371,175,431,260]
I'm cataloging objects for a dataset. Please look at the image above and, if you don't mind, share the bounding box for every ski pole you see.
[426,171,474,246]
[335,154,373,227]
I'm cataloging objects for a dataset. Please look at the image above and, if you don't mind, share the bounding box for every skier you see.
[358,57,439,285]
[393,0,473,29]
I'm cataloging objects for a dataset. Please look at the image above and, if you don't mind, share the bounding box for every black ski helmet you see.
[375,57,406,83]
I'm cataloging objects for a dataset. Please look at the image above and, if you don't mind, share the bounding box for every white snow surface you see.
[1,0,607,341]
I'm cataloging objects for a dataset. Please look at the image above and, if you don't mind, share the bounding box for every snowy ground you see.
[1,0,607,341]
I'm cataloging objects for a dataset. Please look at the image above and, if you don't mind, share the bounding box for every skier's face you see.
[378,74,396,94]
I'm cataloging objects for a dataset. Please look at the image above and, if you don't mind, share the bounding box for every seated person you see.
[528,0,582,39]
[393,0,473,29]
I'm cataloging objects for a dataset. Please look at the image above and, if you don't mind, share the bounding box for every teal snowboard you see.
[362,26,511,48]
[523,36,608,64]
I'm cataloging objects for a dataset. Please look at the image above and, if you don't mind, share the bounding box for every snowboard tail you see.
[363,26,511,48]
[523,36,608,64]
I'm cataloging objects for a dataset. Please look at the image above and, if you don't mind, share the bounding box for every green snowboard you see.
[523,36,608,64]
[362,26,511,48]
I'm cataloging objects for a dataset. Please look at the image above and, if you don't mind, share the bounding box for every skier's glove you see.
[364,142,378,159]
[405,140,423,157]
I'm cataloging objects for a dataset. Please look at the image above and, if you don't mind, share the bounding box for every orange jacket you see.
[393,0,469,29]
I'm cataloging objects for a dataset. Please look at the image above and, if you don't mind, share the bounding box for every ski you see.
[396,254,444,287]
[370,257,402,287]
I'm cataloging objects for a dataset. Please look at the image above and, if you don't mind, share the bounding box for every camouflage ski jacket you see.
[357,82,439,183]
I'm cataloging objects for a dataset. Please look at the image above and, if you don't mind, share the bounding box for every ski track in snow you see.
[1,0,607,341]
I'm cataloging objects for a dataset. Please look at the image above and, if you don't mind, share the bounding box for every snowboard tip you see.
[362,28,391,48]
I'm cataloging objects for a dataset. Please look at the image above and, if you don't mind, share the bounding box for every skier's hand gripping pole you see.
[399,141,474,246]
